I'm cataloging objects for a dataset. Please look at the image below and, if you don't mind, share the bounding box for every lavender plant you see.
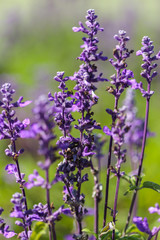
[124,36,160,233]
[0,83,32,239]
[103,29,137,228]
[50,10,108,239]
[0,9,160,240]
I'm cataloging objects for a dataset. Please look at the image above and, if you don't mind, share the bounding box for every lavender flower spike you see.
[125,37,160,233]
[0,83,31,142]
[0,83,31,233]
[103,30,135,228]
[136,36,160,84]
[71,9,107,237]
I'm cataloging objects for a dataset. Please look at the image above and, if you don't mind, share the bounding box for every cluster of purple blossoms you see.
[0,83,31,158]
[50,9,108,238]
[136,36,160,98]
[106,30,137,105]
[104,107,130,170]
[0,83,31,189]
[137,36,160,83]
[133,203,160,239]
[48,71,74,138]
[0,83,32,239]
[124,36,160,233]
[102,29,137,230]
[69,9,108,237]
[111,108,130,169]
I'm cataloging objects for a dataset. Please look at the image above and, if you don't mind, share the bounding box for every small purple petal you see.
[22,118,30,127]
[103,126,112,136]
[5,164,17,174]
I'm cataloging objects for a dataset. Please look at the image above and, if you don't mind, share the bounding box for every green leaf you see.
[82,228,97,237]
[121,174,137,196]
[30,222,48,240]
[99,229,120,240]
[140,181,160,193]
[121,173,136,186]
[99,223,120,240]
[125,224,138,234]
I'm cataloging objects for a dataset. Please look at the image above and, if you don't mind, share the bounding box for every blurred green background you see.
[0,0,160,239]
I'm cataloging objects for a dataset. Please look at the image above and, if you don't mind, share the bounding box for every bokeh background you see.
[0,0,160,239]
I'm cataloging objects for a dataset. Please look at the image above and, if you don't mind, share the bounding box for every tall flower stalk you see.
[111,110,130,239]
[0,83,31,237]
[104,108,130,240]
[72,9,107,237]
[52,9,107,239]
[103,30,136,227]
[124,36,160,233]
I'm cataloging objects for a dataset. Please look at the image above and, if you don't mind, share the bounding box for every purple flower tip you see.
[136,50,142,56]
[72,26,80,32]
[103,126,112,136]
[17,97,32,107]
[119,30,126,36]
[133,216,151,235]
[5,164,17,174]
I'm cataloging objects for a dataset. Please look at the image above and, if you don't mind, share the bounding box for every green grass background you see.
[0,0,160,239]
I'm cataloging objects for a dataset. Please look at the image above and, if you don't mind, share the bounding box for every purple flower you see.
[52,206,72,221]
[25,170,45,189]
[107,30,137,100]
[71,9,108,114]
[133,203,160,238]
[27,203,71,224]
[0,83,31,152]
[49,71,74,137]
[110,108,130,168]
[0,224,16,238]
[133,216,151,234]
[136,36,160,97]
[5,164,26,185]
[21,95,57,166]
[10,192,33,239]
[17,230,32,240]
[133,216,160,238]
[5,164,17,174]
[72,9,108,63]
[10,193,26,219]
[149,203,160,222]
[149,203,160,215]
[103,126,112,136]
[55,10,108,236]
